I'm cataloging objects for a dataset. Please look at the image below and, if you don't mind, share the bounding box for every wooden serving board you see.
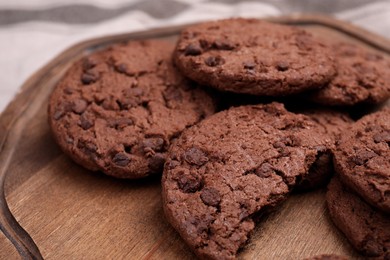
[0,15,389,260]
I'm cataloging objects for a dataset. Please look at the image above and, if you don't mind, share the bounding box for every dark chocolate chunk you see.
[183,147,208,166]
[81,72,98,85]
[72,99,88,114]
[200,187,221,207]
[112,152,130,167]
[184,43,202,56]
[204,56,225,67]
[177,173,202,193]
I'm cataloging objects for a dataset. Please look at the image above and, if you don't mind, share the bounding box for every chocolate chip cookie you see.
[48,40,216,179]
[309,42,390,106]
[326,177,390,258]
[174,18,336,96]
[162,102,335,259]
[333,107,390,213]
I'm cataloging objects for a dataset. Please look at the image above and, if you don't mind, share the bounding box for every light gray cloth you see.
[0,0,389,112]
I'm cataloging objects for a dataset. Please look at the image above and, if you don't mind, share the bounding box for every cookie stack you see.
[48,18,390,259]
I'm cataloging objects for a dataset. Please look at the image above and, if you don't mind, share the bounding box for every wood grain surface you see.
[0,15,389,260]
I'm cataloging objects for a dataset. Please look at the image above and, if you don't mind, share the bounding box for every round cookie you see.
[333,107,390,213]
[309,42,390,106]
[48,40,216,179]
[295,109,353,191]
[326,177,390,258]
[174,18,336,96]
[162,103,335,259]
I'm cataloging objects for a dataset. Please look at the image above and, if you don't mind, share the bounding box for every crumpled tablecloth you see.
[0,0,389,112]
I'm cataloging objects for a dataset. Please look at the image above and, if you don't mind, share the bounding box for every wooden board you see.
[0,15,389,260]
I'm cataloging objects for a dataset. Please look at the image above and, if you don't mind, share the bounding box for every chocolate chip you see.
[273,141,285,149]
[350,150,377,166]
[184,43,202,56]
[112,152,130,167]
[183,147,208,166]
[93,93,105,104]
[167,160,180,169]
[72,99,88,114]
[243,61,256,70]
[53,109,65,120]
[107,118,133,130]
[255,163,274,178]
[142,137,165,152]
[373,131,390,143]
[53,102,72,120]
[115,63,128,74]
[86,142,97,152]
[148,153,166,173]
[213,39,235,50]
[200,187,221,207]
[178,174,201,193]
[355,131,363,138]
[81,72,98,85]
[102,97,120,110]
[78,140,97,156]
[79,114,94,130]
[276,61,289,71]
[82,57,97,71]
[199,39,210,49]
[204,56,225,67]
[287,135,301,146]
[117,98,139,110]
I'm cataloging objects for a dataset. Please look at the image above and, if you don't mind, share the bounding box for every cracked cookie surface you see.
[162,102,335,259]
[174,18,336,96]
[309,42,390,106]
[333,107,390,213]
[326,177,390,258]
[48,40,216,178]
[295,109,353,191]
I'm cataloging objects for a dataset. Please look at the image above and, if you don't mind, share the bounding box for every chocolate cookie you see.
[162,103,335,259]
[333,107,390,213]
[326,177,390,258]
[174,18,336,96]
[296,110,353,191]
[309,42,390,106]
[48,40,216,179]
